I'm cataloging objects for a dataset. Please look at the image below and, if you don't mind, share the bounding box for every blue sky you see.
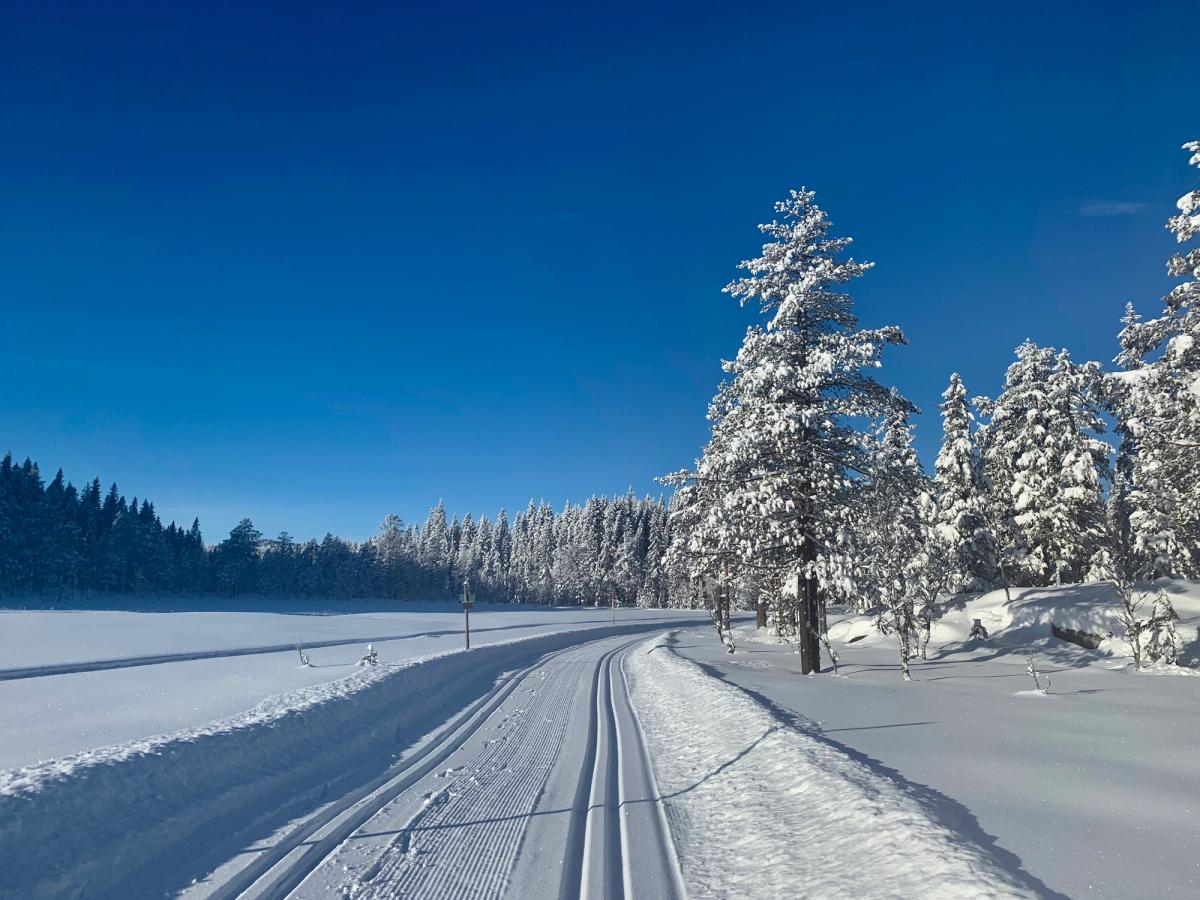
[1,1,1196,542]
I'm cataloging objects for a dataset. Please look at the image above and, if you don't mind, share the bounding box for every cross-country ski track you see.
[1,622,693,900]
[197,633,685,900]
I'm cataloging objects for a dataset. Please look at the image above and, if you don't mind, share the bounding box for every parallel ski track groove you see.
[368,638,645,900]
[558,641,624,898]
[601,647,624,893]
[615,648,688,900]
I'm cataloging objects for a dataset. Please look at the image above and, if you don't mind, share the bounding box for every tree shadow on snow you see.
[663,633,1071,900]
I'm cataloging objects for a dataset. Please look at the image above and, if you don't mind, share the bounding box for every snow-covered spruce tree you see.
[1112,141,1200,578]
[664,188,911,673]
[419,501,451,596]
[1145,590,1183,665]
[908,490,952,661]
[1044,349,1111,583]
[975,342,1056,586]
[662,408,743,649]
[660,489,712,611]
[858,413,942,679]
[1105,303,1146,581]
[976,343,1110,586]
[371,514,408,599]
[638,506,669,608]
[933,373,995,591]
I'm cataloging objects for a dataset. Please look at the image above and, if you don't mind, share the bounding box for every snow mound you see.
[826,580,1200,668]
[627,634,1038,900]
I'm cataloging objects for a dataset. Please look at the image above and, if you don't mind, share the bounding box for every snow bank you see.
[0,603,677,670]
[826,580,1200,669]
[0,621,685,900]
[626,634,1037,900]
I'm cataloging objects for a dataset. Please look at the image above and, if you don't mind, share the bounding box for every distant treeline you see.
[0,453,684,606]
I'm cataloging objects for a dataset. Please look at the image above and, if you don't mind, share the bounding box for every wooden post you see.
[462,581,475,650]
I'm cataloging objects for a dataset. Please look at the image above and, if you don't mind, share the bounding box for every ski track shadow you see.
[662,632,1071,900]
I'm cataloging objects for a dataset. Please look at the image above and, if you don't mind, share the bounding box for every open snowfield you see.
[0,602,689,769]
[661,581,1200,899]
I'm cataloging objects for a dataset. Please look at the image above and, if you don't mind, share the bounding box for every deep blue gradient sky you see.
[2,1,1196,542]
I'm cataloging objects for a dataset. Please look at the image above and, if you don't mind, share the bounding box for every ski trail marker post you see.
[462,581,475,650]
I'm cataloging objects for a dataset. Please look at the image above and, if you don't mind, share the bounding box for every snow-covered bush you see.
[357,643,379,667]
[1145,591,1183,665]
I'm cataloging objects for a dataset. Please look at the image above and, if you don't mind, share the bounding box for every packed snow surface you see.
[627,633,1037,899]
[666,580,1200,899]
[257,633,684,900]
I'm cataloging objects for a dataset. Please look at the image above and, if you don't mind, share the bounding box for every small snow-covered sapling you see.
[1024,653,1050,693]
[1146,590,1183,665]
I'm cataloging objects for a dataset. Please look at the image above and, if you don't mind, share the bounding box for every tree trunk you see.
[996,554,1014,606]
[797,562,821,675]
[756,599,767,629]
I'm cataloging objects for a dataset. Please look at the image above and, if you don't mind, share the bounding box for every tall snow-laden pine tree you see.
[1106,302,1146,580]
[1044,349,1110,583]
[373,513,408,599]
[976,341,1057,585]
[859,413,937,680]
[977,343,1110,586]
[665,188,911,672]
[933,373,994,591]
[1113,141,1200,578]
[419,501,451,595]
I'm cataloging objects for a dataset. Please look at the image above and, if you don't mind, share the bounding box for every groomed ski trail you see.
[2,620,699,900]
[195,633,685,900]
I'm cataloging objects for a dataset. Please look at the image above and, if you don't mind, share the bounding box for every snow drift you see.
[826,579,1200,670]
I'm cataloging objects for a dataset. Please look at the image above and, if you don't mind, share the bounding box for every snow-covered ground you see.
[0,599,652,671]
[0,602,687,769]
[1,607,700,900]
[628,633,1039,899]
[5,583,1196,899]
[662,581,1200,898]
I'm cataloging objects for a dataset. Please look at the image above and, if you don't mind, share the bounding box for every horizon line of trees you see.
[0,455,684,607]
